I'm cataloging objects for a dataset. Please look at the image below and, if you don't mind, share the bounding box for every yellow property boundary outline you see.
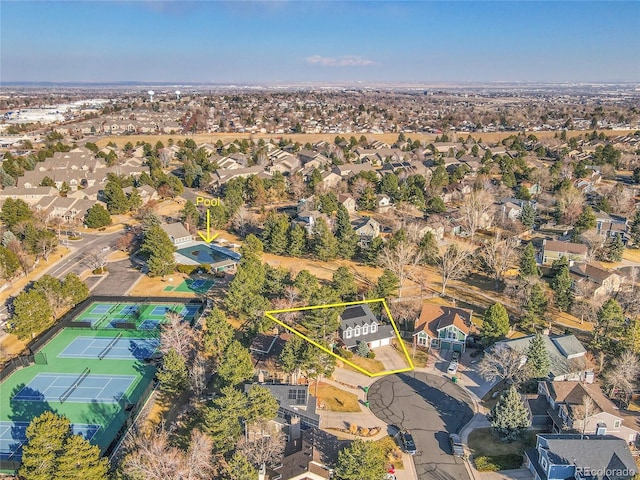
[264,298,415,377]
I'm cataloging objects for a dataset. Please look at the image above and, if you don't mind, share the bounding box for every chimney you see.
[542,328,550,336]
[290,415,301,441]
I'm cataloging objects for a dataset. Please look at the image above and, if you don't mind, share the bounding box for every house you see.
[320,171,342,189]
[123,185,158,204]
[537,381,639,443]
[245,384,319,428]
[570,263,623,299]
[350,217,381,247]
[542,240,588,266]
[271,427,349,480]
[0,186,58,206]
[294,209,331,235]
[160,222,193,246]
[501,201,524,221]
[595,212,628,240]
[339,304,396,350]
[337,193,356,214]
[524,434,636,480]
[412,304,471,353]
[376,194,393,212]
[495,334,591,381]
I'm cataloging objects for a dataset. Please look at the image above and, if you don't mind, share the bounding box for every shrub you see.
[367,351,376,359]
[474,455,523,472]
[176,264,198,274]
[200,264,212,273]
[92,267,107,275]
[474,456,499,472]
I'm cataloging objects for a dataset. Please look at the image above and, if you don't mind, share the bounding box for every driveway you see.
[375,345,411,372]
[368,372,474,480]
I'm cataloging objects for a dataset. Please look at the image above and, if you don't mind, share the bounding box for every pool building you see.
[160,222,240,273]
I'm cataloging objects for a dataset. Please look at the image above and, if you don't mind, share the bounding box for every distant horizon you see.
[2,1,639,84]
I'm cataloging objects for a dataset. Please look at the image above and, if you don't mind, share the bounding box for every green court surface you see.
[72,301,202,329]
[163,278,214,294]
[0,328,157,462]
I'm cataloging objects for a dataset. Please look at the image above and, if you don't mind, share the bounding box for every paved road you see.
[47,231,123,279]
[369,372,474,480]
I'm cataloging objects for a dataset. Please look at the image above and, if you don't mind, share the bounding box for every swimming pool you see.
[175,244,239,265]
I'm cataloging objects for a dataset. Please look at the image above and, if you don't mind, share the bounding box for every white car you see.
[447,361,459,374]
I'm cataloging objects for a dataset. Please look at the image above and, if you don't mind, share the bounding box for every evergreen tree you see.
[481,303,510,346]
[127,187,143,212]
[293,270,319,302]
[0,198,33,228]
[520,202,536,229]
[301,287,341,342]
[601,234,625,262]
[334,439,387,480]
[357,186,377,211]
[372,269,399,299]
[331,266,358,301]
[202,308,233,365]
[630,209,640,246]
[9,290,53,340]
[84,204,111,228]
[335,205,358,259]
[488,385,531,441]
[225,254,268,319]
[103,180,129,214]
[203,386,248,453]
[572,206,597,240]
[519,242,540,278]
[156,348,189,394]
[591,298,626,354]
[356,340,370,357]
[140,224,176,276]
[19,412,108,480]
[180,200,200,230]
[246,385,279,423]
[551,260,574,312]
[61,273,89,306]
[224,452,257,480]
[218,340,254,386]
[288,223,307,257]
[362,236,384,266]
[520,282,547,333]
[418,231,439,266]
[312,218,338,261]
[239,234,264,260]
[526,334,551,379]
[279,335,306,375]
[0,245,21,279]
[262,211,290,255]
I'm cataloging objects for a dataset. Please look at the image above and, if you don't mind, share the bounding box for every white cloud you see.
[305,55,377,67]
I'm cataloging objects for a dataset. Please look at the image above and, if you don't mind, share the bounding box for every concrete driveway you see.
[375,345,411,372]
[368,372,474,480]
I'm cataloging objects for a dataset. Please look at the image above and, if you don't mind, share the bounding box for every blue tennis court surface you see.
[183,305,200,317]
[91,304,111,314]
[58,336,159,360]
[0,421,100,460]
[150,306,176,316]
[139,319,161,330]
[190,279,206,288]
[119,305,139,315]
[13,373,136,404]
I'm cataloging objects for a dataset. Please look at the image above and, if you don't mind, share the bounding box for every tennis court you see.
[73,301,202,329]
[0,421,100,460]
[12,373,136,404]
[58,336,159,360]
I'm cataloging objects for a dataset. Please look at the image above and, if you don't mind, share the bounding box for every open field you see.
[93,130,635,149]
[342,356,386,375]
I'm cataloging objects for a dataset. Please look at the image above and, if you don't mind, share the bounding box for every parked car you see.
[399,430,417,455]
[449,433,465,457]
[451,351,460,361]
[447,361,459,374]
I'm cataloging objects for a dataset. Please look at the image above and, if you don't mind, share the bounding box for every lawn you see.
[401,340,429,368]
[468,427,536,471]
[313,382,361,412]
[343,356,386,375]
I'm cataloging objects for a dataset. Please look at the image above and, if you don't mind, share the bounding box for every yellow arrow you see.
[197,210,219,243]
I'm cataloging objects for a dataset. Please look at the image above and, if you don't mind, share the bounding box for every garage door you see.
[379,337,391,347]
[369,340,380,349]
[452,343,463,353]
[440,341,451,351]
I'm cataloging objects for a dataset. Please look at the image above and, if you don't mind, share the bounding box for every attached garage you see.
[368,337,392,349]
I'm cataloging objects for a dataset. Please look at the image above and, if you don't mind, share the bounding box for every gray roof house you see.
[160,222,192,246]
[496,334,591,381]
[525,434,636,480]
[339,304,396,350]
[244,383,319,428]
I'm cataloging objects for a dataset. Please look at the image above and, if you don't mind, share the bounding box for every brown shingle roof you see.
[414,304,471,338]
[544,240,588,255]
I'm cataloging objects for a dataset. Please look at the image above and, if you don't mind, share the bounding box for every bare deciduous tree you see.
[237,425,285,468]
[378,239,423,297]
[556,185,585,225]
[84,249,109,272]
[479,231,519,288]
[231,205,254,238]
[438,244,473,296]
[188,353,208,398]
[603,351,640,405]
[478,344,527,384]
[160,311,199,363]
[570,395,601,437]
[458,189,495,240]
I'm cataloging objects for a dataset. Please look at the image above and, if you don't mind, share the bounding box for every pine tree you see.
[204,386,248,454]
[312,218,338,261]
[481,303,510,346]
[127,187,143,212]
[357,186,377,211]
[9,290,53,340]
[356,340,370,357]
[246,385,279,423]
[526,334,551,379]
[551,260,574,312]
[224,452,257,480]
[601,234,625,262]
[218,340,254,386]
[519,242,540,278]
[334,439,387,480]
[630,209,640,246]
[335,205,358,259]
[520,282,547,333]
[84,204,111,228]
[418,231,439,266]
[0,245,21,279]
[262,211,290,255]
[157,348,189,394]
[19,412,108,480]
[591,298,626,354]
[225,255,268,319]
[294,270,319,301]
[572,206,597,240]
[140,224,176,276]
[362,236,384,266]
[331,266,358,301]
[180,200,200,230]
[520,202,536,229]
[488,385,531,441]
[202,308,233,366]
[288,223,307,257]
[372,269,399,299]
[103,181,128,214]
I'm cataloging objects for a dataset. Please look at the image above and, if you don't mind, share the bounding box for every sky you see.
[1,1,639,84]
